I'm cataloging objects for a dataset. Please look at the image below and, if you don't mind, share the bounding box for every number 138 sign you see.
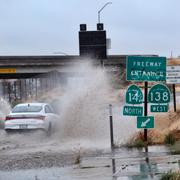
[148,84,171,104]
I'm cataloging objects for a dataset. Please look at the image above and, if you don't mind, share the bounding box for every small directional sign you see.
[151,105,168,113]
[137,116,154,129]
[166,65,180,84]
[123,106,143,116]
[126,84,143,104]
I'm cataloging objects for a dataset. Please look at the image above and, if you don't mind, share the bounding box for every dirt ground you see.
[0,131,82,170]
[0,131,110,170]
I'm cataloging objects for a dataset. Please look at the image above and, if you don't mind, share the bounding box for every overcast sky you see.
[0,0,180,57]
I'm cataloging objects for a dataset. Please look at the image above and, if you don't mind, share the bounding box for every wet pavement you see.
[0,145,179,180]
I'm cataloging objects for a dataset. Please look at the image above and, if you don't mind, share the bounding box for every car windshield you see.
[12,105,42,113]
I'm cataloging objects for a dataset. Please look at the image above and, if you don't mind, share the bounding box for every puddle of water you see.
[0,146,180,180]
[0,166,112,180]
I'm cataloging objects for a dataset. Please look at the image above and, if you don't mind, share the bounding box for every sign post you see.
[144,81,148,141]
[126,56,166,144]
[173,84,176,112]
[109,104,114,150]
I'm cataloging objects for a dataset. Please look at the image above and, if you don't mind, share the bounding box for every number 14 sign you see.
[148,84,171,104]
[126,84,143,104]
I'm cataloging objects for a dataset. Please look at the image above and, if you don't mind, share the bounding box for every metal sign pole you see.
[144,81,148,142]
[173,84,176,112]
[109,104,114,150]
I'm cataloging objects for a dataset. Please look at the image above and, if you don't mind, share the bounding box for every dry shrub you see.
[127,105,180,145]
[160,170,180,180]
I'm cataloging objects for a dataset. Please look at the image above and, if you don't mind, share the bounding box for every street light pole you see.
[98,2,112,23]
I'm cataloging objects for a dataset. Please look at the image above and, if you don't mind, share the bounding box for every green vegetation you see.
[164,133,176,145]
[74,153,80,164]
[125,131,154,148]
[169,140,180,154]
[74,148,81,165]
[160,170,180,180]
[126,139,146,148]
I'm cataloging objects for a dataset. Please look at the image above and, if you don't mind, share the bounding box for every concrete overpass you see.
[0,55,126,79]
[0,54,158,103]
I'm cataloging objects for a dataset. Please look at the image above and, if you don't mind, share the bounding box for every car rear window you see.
[12,105,42,113]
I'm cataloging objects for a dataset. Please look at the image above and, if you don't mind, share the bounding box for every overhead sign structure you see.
[0,69,16,73]
[137,116,154,129]
[151,105,168,113]
[166,65,180,84]
[123,106,143,116]
[148,84,171,104]
[126,84,143,104]
[126,56,166,82]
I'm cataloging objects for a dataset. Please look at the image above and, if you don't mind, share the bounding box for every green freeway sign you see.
[148,84,171,103]
[137,116,154,129]
[126,56,166,81]
[151,105,168,112]
[126,84,143,104]
[123,106,143,116]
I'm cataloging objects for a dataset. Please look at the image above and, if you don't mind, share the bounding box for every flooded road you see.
[0,64,180,179]
[0,101,179,179]
[0,144,179,180]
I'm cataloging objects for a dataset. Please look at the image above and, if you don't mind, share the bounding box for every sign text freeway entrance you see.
[126,56,166,81]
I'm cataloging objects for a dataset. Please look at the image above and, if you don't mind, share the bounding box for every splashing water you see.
[0,98,11,128]
[49,60,137,149]
[50,61,110,148]
[0,60,137,151]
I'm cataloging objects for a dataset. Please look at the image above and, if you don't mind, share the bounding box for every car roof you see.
[15,103,48,107]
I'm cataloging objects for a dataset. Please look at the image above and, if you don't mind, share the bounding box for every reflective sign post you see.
[144,82,148,142]
[173,84,176,112]
[109,104,114,150]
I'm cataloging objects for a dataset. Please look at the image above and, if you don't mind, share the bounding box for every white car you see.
[4,103,59,135]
